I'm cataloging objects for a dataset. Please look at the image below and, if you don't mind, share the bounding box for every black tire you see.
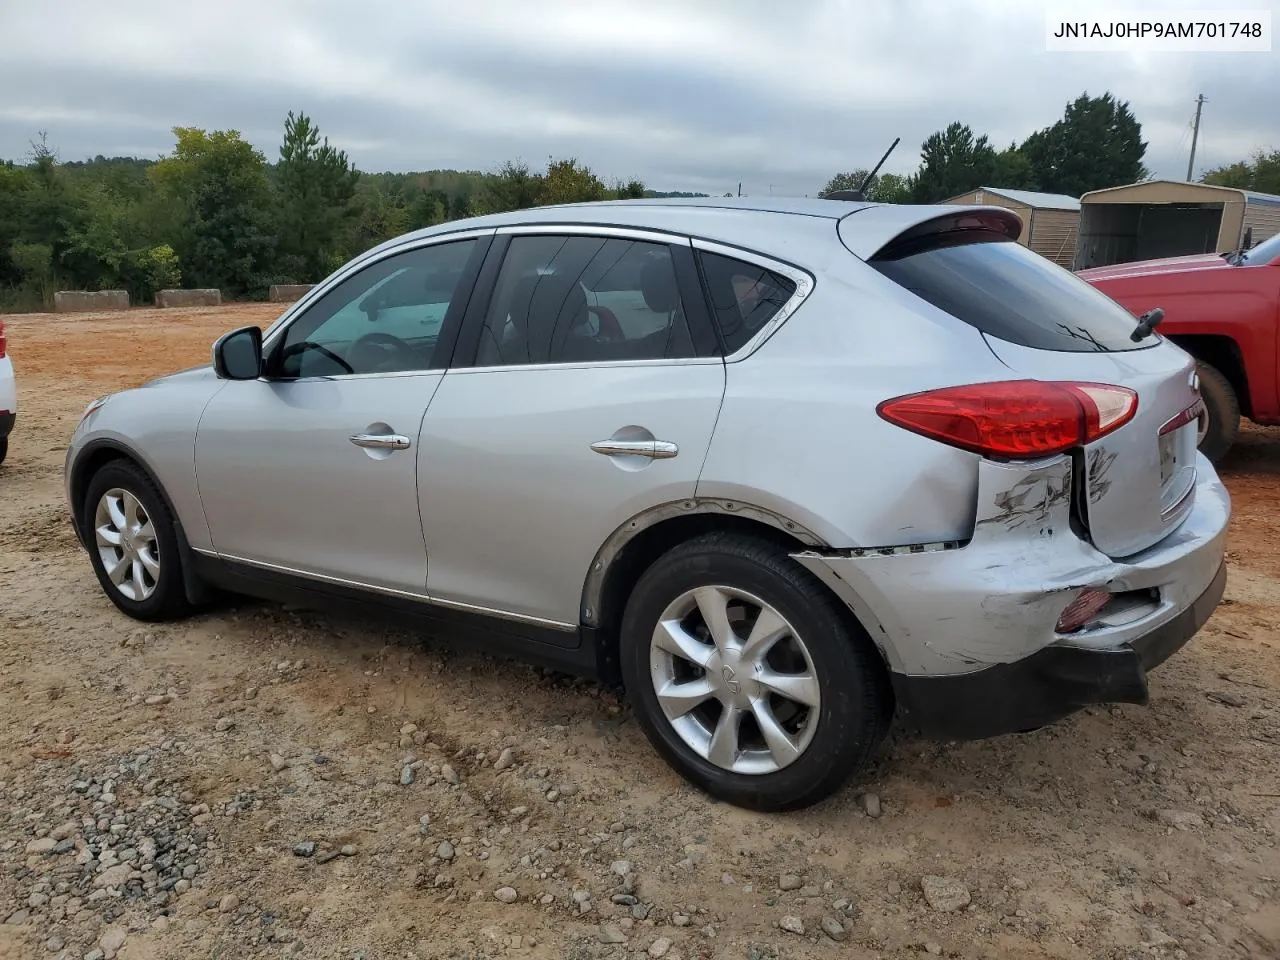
[0,436,7,466]
[619,532,892,812]
[83,460,194,622]
[1195,361,1240,464]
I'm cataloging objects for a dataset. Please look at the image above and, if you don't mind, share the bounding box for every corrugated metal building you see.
[941,187,1081,268]
[1075,179,1280,269]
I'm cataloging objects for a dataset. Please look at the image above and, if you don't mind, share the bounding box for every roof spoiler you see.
[826,138,901,202]
[837,205,1024,260]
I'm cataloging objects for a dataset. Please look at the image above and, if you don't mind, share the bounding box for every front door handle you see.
[350,433,411,450]
[589,439,679,460]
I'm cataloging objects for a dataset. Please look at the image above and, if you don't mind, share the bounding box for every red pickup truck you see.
[1078,231,1280,462]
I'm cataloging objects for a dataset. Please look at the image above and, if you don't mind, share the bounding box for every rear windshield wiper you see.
[1054,322,1108,352]
[1130,307,1164,342]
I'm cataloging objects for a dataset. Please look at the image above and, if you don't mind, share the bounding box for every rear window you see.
[870,234,1148,353]
[698,251,798,354]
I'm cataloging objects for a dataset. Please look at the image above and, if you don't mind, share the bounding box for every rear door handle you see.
[589,439,679,460]
[349,433,411,450]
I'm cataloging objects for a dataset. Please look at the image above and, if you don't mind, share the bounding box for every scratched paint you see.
[977,470,1071,531]
[1087,447,1118,503]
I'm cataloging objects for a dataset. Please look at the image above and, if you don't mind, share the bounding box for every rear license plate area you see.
[1159,430,1179,486]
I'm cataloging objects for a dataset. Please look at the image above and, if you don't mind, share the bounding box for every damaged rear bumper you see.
[792,451,1231,740]
[889,558,1225,738]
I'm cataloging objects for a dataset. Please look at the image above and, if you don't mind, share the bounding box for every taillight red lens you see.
[877,380,1137,458]
[0,319,6,359]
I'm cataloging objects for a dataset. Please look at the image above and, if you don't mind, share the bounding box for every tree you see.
[614,179,646,200]
[1203,149,1280,195]
[908,123,1000,203]
[0,164,35,289]
[869,173,911,203]
[276,111,359,282]
[476,160,543,214]
[538,158,608,206]
[1020,92,1148,196]
[818,170,868,197]
[346,179,411,252]
[150,127,276,296]
[992,145,1037,189]
[819,169,910,202]
[8,241,54,308]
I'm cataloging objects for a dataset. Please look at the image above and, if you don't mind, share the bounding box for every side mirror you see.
[212,326,263,380]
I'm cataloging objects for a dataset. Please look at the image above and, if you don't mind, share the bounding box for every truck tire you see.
[1195,361,1240,464]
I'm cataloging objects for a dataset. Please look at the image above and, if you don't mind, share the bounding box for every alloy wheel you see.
[648,585,820,775]
[94,487,160,602]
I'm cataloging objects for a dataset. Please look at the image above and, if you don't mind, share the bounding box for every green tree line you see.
[820,92,1151,203]
[7,94,1274,311]
[0,112,655,311]
[819,90,1278,207]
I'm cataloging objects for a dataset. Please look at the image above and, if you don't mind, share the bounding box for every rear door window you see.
[870,235,1148,353]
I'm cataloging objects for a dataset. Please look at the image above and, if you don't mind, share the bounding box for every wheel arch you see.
[581,499,890,687]
[69,439,213,605]
[1165,333,1251,419]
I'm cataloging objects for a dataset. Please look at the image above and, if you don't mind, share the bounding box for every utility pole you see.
[737,182,742,197]
[1187,93,1206,181]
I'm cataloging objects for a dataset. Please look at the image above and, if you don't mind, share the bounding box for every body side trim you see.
[191,547,577,631]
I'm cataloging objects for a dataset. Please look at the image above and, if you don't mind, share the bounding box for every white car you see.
[0,317,14,466]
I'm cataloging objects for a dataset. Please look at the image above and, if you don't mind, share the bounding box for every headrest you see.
[640,257,680,313]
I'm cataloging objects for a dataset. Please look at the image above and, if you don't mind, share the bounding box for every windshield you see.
[1239,231,1280,265]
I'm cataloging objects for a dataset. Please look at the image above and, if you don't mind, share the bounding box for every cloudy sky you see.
[1,0,1275,196]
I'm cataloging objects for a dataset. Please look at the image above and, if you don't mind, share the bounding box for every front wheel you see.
[619,532,892,812]
[83,461,194,622]
[1195,361,1240,464]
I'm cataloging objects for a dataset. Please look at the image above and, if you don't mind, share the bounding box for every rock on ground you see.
[921,875,971,912]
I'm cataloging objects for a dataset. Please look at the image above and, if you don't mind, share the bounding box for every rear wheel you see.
[84,461,194,622]
[0,436,7,466]
[1195,361,1239,463]
[619,532,891,812]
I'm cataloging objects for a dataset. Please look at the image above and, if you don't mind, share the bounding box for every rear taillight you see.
[0,319,6,359]
[877,380,1137,458]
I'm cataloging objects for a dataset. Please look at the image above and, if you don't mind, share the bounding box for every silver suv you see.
[64,197,1230,811]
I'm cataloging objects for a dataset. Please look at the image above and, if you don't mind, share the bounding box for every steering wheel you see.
[348,332,427,372]
[587,305,624,343]
[280,341,354,375]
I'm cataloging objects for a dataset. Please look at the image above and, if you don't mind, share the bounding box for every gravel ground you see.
[1,304,1279,960]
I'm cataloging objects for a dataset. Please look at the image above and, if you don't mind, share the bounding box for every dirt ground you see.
[1,304,1279,960]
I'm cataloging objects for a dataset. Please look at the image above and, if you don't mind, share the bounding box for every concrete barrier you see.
[269,284,315,303]
[54,290,130,313]
[155,289,221,308]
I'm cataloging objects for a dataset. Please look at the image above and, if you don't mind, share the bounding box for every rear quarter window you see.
[870,234,1148,353]
[698,251,798,354]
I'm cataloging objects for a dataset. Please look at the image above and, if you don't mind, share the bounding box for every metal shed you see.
[941,187,1081,268]
[1075,179,1280,269]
